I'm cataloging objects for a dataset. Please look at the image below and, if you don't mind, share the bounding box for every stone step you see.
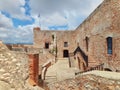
[45,76,57,83]
[57,58,69,60]
[45,76,57,79]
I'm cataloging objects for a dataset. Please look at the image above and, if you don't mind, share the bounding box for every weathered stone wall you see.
[33,0,120,71]
[0,43,38,90]
[34,29,76,58]
[74,0,120,70]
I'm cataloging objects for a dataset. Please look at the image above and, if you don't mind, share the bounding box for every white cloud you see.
[0,0,32,43]
[15,25,33,43]
[41,13,67,27]
[0,12,33,43]
[19,0,26,5]
[0,0,31,20]
[0,33,7,38]
[0,12,13,28]
[0,0,104,43]
[0,25,34,43]
[30,0,103,30]
[30,0,103,16]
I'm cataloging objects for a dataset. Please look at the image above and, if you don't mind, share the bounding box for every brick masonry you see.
[34,0,120,71]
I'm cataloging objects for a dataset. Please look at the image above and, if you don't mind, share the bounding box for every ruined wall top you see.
[33,27,41,31]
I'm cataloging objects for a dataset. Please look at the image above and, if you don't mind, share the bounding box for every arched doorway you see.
[63,50,69,58]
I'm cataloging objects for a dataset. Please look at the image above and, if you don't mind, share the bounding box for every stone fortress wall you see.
[1,0,120,89]
[33,0,120,71]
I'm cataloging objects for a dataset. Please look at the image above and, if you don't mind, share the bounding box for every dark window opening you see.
[107,37,112,54]
[85,37,89,51]
[45,42,49,49]
[64,42,68,47]
[63,50,69,58]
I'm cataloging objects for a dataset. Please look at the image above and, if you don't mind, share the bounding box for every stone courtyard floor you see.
[44,58,79,84]
[44,58,120,84]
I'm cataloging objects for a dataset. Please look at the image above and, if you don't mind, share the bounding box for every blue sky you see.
[0,0,103,44]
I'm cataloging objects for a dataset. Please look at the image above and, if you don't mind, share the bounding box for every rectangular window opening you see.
[107,37,112,54]
[64,42,68,47]
[85,37,89,51]
[45,42,49,49]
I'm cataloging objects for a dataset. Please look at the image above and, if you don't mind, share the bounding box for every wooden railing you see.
[75,63,104,75]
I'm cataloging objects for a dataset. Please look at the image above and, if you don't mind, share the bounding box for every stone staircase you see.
[45,75,57,84]
[44,59,79,85]
[56,58,69,60]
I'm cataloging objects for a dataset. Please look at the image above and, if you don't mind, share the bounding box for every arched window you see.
[106,37,112,54]
[85,37,89,51]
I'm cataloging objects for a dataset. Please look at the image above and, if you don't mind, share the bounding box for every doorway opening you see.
[63,50,69,58]
[45,42,49,49]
